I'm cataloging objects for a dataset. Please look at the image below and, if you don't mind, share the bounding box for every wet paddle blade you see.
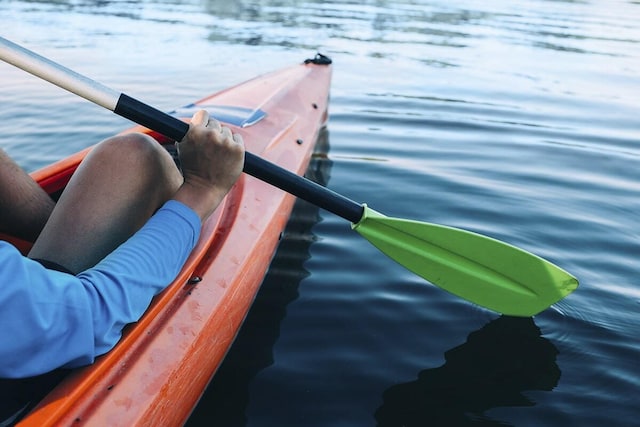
[352,206,578,316]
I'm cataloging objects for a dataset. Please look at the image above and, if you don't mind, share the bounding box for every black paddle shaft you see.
[114,94,365,224]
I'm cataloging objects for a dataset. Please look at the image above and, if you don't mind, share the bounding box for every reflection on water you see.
[375,316,560,427]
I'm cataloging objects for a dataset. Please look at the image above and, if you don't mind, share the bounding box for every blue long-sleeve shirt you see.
[0,200,201,378]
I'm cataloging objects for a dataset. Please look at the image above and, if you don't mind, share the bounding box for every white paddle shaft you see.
[0,36,120,111]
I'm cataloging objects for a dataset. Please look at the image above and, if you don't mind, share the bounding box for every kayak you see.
[7,54,332,426]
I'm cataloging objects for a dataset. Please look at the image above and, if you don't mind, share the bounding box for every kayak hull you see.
[14,58,332,426]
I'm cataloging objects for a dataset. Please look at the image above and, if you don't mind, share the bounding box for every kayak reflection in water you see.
[375,316,560,427]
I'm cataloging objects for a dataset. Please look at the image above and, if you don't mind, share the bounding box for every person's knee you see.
[96,133,163,163]
[97,133,175,171]
[88,133,182,191]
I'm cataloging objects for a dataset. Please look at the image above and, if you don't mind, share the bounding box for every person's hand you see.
[173,110,245,221]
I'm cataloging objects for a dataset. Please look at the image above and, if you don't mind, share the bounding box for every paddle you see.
[0,36,578,316]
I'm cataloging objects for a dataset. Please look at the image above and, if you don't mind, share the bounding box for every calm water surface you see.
[1,1,639,426]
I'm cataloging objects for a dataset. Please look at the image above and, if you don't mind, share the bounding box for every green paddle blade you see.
[352,206,578,316]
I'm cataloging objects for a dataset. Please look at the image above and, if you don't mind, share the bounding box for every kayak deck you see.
[13,57,331,426]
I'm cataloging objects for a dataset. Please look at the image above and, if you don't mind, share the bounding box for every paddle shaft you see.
[0,37,364,224]
[115,95,364,223]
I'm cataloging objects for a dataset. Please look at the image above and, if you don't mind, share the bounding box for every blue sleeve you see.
[0,200,201,378]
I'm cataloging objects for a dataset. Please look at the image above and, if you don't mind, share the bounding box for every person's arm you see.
[0,111,244,378]
[0,201,200,378]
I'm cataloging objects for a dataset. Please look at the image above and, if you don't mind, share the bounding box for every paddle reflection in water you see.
[186,128,332,426]
[375,316,560,427]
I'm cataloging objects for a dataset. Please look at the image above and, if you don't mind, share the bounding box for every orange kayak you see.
[11,56,331,426]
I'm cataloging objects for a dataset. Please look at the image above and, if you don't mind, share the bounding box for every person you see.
[0,110,245,379]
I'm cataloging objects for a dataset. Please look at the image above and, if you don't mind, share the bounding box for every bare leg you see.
[28,134,183,274]
[0,149,55,241]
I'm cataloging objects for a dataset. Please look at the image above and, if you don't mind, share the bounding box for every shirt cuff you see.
[162,199,202,233]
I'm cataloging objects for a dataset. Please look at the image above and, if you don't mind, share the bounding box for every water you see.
[1,0,639,425]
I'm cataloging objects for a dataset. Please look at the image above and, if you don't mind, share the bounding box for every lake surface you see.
[1,0,639,425]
